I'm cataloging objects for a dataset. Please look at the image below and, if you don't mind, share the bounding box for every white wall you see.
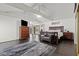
[0,15,19,42]
[43,17,75,32]
[0,12,41,43]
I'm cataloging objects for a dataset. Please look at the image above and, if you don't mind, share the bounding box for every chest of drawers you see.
[63,32,73,40]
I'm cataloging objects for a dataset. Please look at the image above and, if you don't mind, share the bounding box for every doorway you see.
[76,4,79,55]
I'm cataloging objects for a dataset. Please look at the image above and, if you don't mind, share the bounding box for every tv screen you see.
[21,20,28,26]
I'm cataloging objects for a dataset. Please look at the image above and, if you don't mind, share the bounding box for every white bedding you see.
[58,31,63,39]
[49,30,63,39]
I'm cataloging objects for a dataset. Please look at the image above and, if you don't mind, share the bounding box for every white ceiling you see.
[0,3,75,22]
[43,3,75,19]
[0,4,23,12]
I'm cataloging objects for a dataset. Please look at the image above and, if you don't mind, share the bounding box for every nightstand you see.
[63,32,73,40]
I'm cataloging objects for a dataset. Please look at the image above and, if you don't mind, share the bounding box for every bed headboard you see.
[49,26,64,32]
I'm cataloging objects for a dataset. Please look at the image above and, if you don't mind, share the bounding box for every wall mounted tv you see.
[21,20,28,26]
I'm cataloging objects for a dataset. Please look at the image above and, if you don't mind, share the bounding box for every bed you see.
[39,26,64,44]
[0,41,56,56]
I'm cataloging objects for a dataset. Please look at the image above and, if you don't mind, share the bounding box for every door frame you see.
[75,3,79,55]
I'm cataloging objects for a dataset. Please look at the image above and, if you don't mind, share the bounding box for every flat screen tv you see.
[21,20,28,26]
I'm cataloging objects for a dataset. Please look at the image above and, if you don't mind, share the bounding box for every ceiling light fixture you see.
[34,14,42,18]
[36,14,42,17]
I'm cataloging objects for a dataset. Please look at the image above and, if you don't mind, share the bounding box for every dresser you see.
[63,32,73,40]
[20,26,29,40]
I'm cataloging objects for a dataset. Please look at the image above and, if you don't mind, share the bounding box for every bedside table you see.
[63,32,73,40]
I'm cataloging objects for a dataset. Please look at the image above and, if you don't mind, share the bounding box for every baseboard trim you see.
[0,39,19,44]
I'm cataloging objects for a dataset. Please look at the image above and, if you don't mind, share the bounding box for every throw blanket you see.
[0,41,56,56]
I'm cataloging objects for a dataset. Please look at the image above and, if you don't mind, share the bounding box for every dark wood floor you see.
[52,39,76,56]
[0,39,76,56]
